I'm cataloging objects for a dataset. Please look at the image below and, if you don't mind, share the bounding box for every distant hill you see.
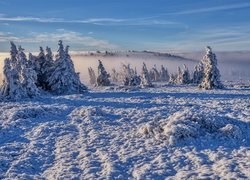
[72,50,196,62]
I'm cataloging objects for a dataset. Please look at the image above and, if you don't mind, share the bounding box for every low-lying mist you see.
[0,51,249,85]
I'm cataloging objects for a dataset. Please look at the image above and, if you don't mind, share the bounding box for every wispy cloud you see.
[169,3,250,15]
[0,15,181,26]
[0,30,118,50]
[0,16,64,23]
[140,25,250,52]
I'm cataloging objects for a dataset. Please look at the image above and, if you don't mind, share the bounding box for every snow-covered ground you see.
[0,83,249,179]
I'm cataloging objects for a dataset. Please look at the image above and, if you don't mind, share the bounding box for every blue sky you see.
[0,0,250,52]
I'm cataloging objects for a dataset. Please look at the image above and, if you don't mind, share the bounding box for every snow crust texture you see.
[0,85,249,179]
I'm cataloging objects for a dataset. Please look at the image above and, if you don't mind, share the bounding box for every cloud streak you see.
[0,30,118,50]
[168,3,250,15]
[140,25,250,52]
[0,15,181,26]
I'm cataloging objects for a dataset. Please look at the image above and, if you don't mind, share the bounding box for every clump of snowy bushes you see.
[139,108,243,145]
[0,41,87,100]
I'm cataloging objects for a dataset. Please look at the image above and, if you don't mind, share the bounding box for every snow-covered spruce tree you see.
[150,65,160,82]
[40,46,55,90]
[28,53,36,68]
[181,64,191,84]
[110,68,119,82]
[122,65,141,86]
[88,67,96,85]
[169,73,178,84]
[16,46,28,73]
[34,47,47,88]
[18,46,40,97]
[119,64,133,82]
[176,65,191,84]
[2,42,23,98]
[176,66,182,84]
[160,65,170,82]
[96,60,111,86]
[128,72,141,86]
[0,43,39,99]
[10,41,18,65]
[140,62,153,87]
[0,58,25,99]
[199,46,223,89]
[48,40,87,94]
[192,63,204,84]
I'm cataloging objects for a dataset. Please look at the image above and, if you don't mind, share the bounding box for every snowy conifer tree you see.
[97,60,111,86]
[192,63,204,84]
[150,65,160,82]
[128,73,141,86]
[0,43,39,99]
[169,73,177,84]
[20,63,40,97]
[48,40,87,94]
[176,65,191,84]
[88,67,96,85]
[16,46,27,73]
[111,68,119,82]
[18,46,40,97]
[122,65,141,86]
[40,46,55,90]
[1,42,24,99]
[199,46,223,89]
[181,64,191,84]
[10,41,18,65]
[160,65,170,82]
[28,53,36,68]
[0,58,24,99]
[34,47,47,88]
[141,62,153,87]
[176,66,182,84]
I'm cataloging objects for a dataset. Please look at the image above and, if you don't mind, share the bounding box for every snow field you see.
[0,85,249,179]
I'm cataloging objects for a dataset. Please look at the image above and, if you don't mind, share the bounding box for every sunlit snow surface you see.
[0,82,249,179]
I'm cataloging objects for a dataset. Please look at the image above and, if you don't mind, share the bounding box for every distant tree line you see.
[89,46,223,90]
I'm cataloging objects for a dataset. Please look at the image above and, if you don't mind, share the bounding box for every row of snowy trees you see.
[88,60,153,87]
[0,41,87,100]
[0,43,223,100]
[88,46,223,89]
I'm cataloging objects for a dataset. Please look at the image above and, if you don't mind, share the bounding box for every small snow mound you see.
[70,106,104,120]
[139,122,163,136]
[139,108,243,145]
[161,110,201,145]
[10,107,46,120]
[219,124,243,139]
